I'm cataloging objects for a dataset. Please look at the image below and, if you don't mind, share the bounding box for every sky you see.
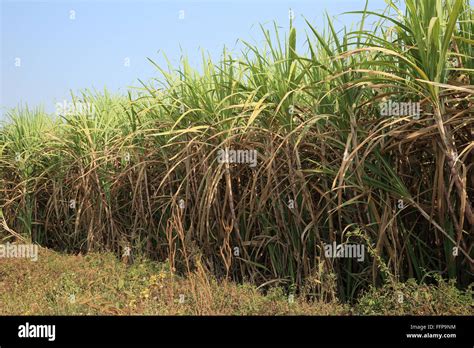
[1,0,390,119]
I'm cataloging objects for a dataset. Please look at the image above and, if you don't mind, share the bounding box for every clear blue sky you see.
[1,0,390,118]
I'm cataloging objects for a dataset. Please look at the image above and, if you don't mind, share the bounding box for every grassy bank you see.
[0,247,471,315]
[1,0,473,303]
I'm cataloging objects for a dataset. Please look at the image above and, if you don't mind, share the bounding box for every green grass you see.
[1,0,473,303]
[0,247,471,315]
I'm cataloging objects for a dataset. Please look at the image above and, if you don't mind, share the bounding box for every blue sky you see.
[1,0,390,118]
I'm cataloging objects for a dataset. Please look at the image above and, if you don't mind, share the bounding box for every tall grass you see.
[1,0,472,301]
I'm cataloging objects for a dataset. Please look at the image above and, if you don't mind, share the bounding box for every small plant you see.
[355,275,474,315]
